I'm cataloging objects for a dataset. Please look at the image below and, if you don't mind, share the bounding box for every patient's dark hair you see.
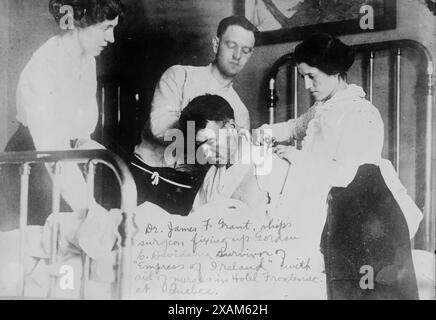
[178,95,234,165]
[179,94,235,138]
[49,0,124,28]
[217,15,258,38]
[294,33,355,79]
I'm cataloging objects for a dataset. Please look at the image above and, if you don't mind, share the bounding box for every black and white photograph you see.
[0,0,435,303]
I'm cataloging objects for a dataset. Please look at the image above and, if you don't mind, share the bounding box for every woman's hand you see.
[252,124,275,146]
[274,145,298,163]
[252,121,293,146]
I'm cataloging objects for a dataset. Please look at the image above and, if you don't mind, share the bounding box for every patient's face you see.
[195,120,239,165]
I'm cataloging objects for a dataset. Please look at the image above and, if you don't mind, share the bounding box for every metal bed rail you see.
[0,149,137,299]
[265,39,435,252]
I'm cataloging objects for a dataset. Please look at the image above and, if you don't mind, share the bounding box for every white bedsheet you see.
[0,201,433,299]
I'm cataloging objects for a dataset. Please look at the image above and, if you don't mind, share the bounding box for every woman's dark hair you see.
[49,0,124,28]
[294,33,355,79]
[179,94,235,138]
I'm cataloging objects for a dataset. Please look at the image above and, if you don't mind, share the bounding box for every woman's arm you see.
[253,106,316,144]
[17,54,96,212]
[148,65,187,143]
[326,104,384,187]
[275,104,384,188]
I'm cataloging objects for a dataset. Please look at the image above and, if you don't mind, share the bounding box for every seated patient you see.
[130,94,287,217]
[130,94,240,216]
[178,95,288,217]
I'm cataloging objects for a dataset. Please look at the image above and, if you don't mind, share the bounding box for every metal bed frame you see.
[0,149,137,299]
[266,39,435,252]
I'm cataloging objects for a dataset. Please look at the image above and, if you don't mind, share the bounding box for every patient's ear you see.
[224,119,236,129]
[212,36,220,54]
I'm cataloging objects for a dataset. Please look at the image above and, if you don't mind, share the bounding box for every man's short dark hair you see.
[179,95,235,137]
[216,15,258,38]
[178,95,234,166]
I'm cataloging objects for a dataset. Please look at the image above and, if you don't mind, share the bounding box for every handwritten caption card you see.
[131,203,326,299]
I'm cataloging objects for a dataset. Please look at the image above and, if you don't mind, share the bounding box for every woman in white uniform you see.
[0,0,124,230]
[255,33,420,299]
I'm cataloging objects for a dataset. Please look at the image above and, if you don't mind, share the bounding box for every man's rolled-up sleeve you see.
[149,65,187,141]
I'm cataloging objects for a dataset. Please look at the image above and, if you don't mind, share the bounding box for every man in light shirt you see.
[135,15,257,167]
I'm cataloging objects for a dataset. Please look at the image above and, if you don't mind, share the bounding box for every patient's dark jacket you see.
[129,155,209,216]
